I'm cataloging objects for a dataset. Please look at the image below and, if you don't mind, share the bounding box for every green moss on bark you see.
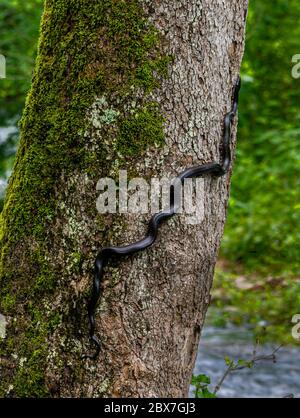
[0,0,172,397]
[1,0,170,251]
[117,103,165,156]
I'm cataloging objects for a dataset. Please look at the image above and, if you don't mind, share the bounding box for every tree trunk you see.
[0,0,248,398]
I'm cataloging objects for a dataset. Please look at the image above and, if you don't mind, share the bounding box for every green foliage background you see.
[222,0,300,275]
[0,0,43,123]
[0,0,299,342]
[0,0,43,180]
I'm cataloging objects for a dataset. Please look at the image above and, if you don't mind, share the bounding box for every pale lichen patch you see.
[97,378,111,396]
[88,96,120,130]
[0,314,7,339]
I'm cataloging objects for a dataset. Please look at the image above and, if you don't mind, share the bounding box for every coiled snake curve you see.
[84,77,241,360]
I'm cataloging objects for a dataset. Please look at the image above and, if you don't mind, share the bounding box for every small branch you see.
[213,367,232,395]
[213,345,283,396]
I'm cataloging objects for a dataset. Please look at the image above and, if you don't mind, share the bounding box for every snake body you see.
[84,77,241,360]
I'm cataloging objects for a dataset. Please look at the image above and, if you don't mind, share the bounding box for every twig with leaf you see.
[192,343,284,398]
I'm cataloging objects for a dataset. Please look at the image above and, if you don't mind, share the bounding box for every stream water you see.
[0,127,17,196]
[192,325,300,398]
[0,126,17,143]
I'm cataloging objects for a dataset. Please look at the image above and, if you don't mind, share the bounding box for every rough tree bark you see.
[0,0,248,398]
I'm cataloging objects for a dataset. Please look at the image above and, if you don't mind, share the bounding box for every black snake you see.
[84,77,241,360]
